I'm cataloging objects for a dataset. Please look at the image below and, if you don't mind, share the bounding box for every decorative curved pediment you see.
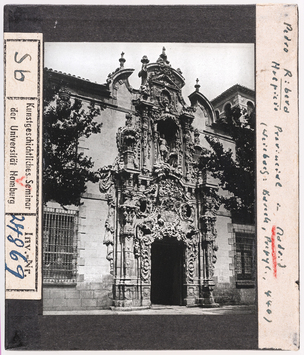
[188,88,216,125]
[146,62,185,91]
[106,53,135,98]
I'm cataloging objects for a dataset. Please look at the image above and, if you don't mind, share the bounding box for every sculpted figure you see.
[159,134,169,162]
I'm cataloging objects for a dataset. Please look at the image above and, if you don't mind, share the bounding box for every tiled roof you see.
[45,67,100,84]
[211,84,255,105]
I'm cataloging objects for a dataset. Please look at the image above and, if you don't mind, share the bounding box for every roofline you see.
[211,84,255,105]
[44,67,111,97]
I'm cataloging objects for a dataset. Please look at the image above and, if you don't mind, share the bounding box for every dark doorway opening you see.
[151,237,185,305]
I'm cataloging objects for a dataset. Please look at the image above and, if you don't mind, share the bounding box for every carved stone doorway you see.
[151,237,185,306]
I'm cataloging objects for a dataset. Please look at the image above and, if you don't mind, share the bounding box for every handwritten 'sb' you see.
[14,52,31,82]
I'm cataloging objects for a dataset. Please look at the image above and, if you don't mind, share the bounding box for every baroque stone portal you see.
[99,48,219,308]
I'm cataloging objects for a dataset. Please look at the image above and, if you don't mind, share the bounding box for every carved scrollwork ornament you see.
[134,239,140,258]
[141,246,151,282]
[180,203,193,221]
[194,128,201,146]
[122,205,137,225]
[125,113,133,127]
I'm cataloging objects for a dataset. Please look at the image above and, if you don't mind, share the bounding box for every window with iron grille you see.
[43,207,78,284]
[235,231,255,286]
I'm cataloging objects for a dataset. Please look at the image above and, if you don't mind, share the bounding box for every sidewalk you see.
[44,304,256,316]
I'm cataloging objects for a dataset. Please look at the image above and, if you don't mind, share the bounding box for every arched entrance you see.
[151,237,185,305]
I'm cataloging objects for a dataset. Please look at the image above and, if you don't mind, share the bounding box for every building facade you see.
[43,48,255,312]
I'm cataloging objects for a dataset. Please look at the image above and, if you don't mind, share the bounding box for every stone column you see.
[184,235,200,306]
[114,203,136,308]
[141,110,149,171]
[200,196,219,307]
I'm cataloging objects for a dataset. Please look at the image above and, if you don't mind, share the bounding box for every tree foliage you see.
[43,81,102,207]
[200,104,255,224]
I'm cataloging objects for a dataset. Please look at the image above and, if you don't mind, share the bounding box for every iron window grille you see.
[43,207,78,284]
[235,231,255,287]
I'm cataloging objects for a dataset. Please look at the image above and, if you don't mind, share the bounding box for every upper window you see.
[247,101,255,115]
[224,102,232,116]
[43,207,78,284]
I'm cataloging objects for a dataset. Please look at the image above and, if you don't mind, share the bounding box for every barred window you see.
[43,207,78,284]
[235,232,255,286]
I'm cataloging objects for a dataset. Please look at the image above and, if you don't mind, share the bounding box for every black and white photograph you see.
[3,4,299,351]
[42,42,256,314]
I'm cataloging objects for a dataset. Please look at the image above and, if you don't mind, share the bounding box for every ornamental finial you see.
[141,55,149,65]
[160,46,168,61]
[195,78,200,92]
[119,52,126,68]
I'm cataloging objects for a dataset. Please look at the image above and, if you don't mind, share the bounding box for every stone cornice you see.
[211,84,255,106]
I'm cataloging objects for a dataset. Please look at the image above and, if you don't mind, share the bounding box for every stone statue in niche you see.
[159,90,172,113]
[167,152,178,168]
[162,96,170,112]
[159,134,169,162]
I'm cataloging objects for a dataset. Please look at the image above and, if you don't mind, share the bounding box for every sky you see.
[45,42,254,104]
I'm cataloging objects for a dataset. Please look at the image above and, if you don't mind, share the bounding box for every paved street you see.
[44,304,256,316]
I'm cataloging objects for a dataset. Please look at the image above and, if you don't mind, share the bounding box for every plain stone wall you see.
[213,215,256,305]
[213,278,256,305]
[43,195,113,311]
[239,287,256,304]
[81,107,127,173]
[77,198,109,282]
[43,106,125,312]
[43,274,114,311]
[214,214,233,285]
